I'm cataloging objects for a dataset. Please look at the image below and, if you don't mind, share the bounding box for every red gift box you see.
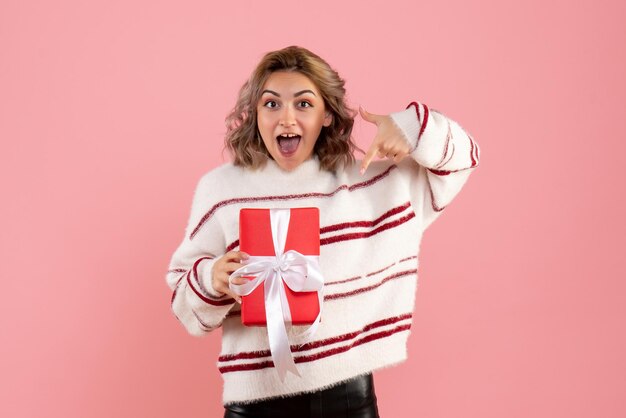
[239,207,321,326]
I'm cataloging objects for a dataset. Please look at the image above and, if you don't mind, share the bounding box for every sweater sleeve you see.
[390,101,480,232]
[165,172,237,337]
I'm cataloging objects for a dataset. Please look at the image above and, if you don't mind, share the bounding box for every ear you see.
[323,111,333,127]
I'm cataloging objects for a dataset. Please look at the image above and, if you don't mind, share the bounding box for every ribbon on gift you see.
[228,208,324,382]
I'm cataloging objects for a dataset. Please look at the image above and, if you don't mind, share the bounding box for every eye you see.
[299,101,312,108]
[263,100,278,109]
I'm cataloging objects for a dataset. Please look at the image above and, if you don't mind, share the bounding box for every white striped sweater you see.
[166,102,480,405]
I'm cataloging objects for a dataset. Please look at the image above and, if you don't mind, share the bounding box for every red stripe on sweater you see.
[470,135,478,167]
[170,268,190,312]
[170,275,187,325]
[437,143,455,170]
[219,313,413,362]
[427,168,452,176]
[427,162,478,176]
[320,202,411,234]
[426,178,446,212]
[218,324,411,373]
[324,274,361,286]
[366,261,403,277]
[320,211,416,246]
[325,269,417,301]
[327,255,417,287]
[406,102,420,152]
[192,309,213,331]
[405,102,429,153]
[425,114,479,175]
[171,274,184,304]
[226,240,239,253]
[434,119,453,168]
[190,166,398,240]
[420,104,430,139]
[225,309,241,319]
[407,101,421,124]
[473,140,478,165]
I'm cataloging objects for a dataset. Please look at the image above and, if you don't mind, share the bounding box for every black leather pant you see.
[223,373,380,418]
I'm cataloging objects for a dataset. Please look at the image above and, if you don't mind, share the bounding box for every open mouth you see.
[276,134,301,156]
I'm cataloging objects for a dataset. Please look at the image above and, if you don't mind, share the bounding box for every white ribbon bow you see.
[228,209,324,382]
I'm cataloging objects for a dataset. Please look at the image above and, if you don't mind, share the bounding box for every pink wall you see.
[2,0,625,417]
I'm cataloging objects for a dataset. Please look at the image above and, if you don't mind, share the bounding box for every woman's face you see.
[256,71,332,172]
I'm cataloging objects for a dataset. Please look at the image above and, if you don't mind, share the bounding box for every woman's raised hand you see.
[359,106,410,175]
[210,250,250,303]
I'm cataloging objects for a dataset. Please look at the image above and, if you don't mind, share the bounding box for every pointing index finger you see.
[360,142,379,176]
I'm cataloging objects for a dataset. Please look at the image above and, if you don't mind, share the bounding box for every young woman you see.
[166,45,480,417]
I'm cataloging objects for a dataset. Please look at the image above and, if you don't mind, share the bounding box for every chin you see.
[270,151,297,170]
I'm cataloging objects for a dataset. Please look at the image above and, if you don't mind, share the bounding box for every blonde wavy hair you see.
[223,45,362,172]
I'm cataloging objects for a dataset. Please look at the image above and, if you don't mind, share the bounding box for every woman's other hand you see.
[210,251,250,303]
[359,106,410,175]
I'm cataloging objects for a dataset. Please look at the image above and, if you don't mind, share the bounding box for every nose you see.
[279,105,296,127]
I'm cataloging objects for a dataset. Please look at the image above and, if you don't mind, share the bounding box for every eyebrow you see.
[261,89,317,98]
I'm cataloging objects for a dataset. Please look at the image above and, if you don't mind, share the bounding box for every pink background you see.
[2,0,625,417]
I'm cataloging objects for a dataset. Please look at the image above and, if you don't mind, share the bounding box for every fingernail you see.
[242,253,249,259]
[360,167,365,176]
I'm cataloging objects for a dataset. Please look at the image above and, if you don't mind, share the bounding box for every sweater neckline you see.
[263,154,324,179]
